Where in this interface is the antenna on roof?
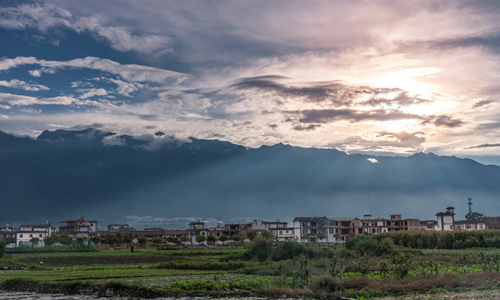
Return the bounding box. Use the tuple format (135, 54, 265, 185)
(468, 197, 473, 213)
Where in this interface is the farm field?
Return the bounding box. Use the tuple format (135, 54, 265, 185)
(2, 232, 500, 299)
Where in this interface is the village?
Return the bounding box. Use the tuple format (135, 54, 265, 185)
(1, 205, 499, 249)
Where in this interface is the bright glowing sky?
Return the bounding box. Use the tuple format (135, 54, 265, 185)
(1, 1, 500, 159)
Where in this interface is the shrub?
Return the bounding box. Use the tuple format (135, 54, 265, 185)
(137, 235, 148, 246)
(245, 230, 258, 241)
(207, 235, 217, 244)
(247, 234, 273, 261)
(104, 234, 118, 246)
(195, 234, 207, 244)
(166, 236, 179, 244)
(0, 239, 7, 258)
(219, 234, 229, 244)
(122, 232, 134, 244)
(346, 236, 393, 256)
(271, 240, 312, 261)
(151, 237, 162, 245)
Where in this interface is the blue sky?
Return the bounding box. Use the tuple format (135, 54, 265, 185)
(1, 0, 500, 164)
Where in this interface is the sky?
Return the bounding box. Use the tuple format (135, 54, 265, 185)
(1, 1, 500, 164)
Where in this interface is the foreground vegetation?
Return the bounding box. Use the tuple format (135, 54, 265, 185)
(2, 231, 500, 299)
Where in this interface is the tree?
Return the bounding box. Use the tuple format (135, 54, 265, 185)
(57, 233, 72, 245)
(115, 232, 123, 244)
(261, 230, 274, 240)
(90, 236, 101, 245)
(247, 234, 273, 261)
(466, 212, 484, 220)
(167, 236, 179, 244)
(104, 234, 118, 246)
(195, 234, 207, 244)
(232, 233, 244, 243)
(318, 233, 327, 241)
(207, 235, 217, 245)
(180, 236, 189, 243)
(0, 240, 6, 258)
(151, 237, 162, 245)
(137, 235, 148, 246)
(57, 233, 71, 241)
(245, 230, 258, 241)
(122, 232, 134, 244)
(218, 234, 229, 245)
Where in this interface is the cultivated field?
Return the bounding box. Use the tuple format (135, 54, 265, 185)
(2, 232, 500, 299)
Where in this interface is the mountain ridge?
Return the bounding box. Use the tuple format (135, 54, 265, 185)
(0, 128, 499, 225)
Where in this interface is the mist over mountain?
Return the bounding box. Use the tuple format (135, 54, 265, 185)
(1, 128, 499, 227)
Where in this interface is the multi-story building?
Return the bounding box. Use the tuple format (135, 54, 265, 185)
(15, 222, 56, 246)
(108, 223, 130, 231)
(59, 217, 98, 239)
(0, 225, 15, 244)
(454, 219, 487, 230)
(420, 220, 437, 231)
(435, 207, 456, 231)
(293, 216, 338, 243)
(188, 219, 209, 244)
(209, 223, 252, 238)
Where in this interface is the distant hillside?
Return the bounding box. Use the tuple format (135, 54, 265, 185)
(0, 128, 499, 226)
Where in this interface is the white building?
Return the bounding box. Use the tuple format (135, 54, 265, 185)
(15, 223, 56, 247)
(435, 207, 456, 231)
(188, 219, 208, 244)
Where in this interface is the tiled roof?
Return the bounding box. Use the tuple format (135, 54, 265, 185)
(484, 217, 500, 229)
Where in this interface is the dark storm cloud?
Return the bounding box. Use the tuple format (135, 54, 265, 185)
(362, 92, 431, 107)
(230, 76, 349, 105)
(422, 115, 465, 128)
(431, 34, 500, 53)
(465, 143, 500, 149)
(293, 124, 321, 131)
(472, 100, 495, 109)
(290, 109, 421, 124)
(229, 76, 427, 108)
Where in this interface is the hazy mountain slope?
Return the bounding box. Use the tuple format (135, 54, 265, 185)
(0, 129, 498, 224)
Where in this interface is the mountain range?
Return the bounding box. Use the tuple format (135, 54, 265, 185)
(1, 128, 499, 228)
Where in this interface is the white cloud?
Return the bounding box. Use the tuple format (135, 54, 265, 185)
(107, 78, 143, 96)
(367, 158, 379, 163)
(102, 135, 126, 147)
(0, 92, 80, 106)
(0, 79, 50, 91)
(28, 68, 56, 77)
(19, 107, 42, 114)
(77, 88, 108, 99)
(0, 56, 188, 83)
(0, 3, 172, 54)
(0, 115, 9, 119)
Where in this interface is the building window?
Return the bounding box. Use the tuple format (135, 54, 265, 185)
(30, 234, 33, 238)
(39, 234, 42, 237)
(329, 228, 334, 234)
(20, 234, 23, 238)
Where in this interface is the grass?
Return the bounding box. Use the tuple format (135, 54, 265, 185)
(3, 244, 500, 299)
(0, 267, 224, 283)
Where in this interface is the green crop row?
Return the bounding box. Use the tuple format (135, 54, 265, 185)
(163, 277, 274, 291)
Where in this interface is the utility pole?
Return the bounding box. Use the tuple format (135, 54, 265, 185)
(468, 197, 473, 213)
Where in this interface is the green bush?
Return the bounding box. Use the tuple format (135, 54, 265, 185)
(151, 237, 162, 245)
(0, 239, 7, 258)
(137, 235, 148, 246)
(346, 236, 393, 256)
(3, 277, 35, 289)
(376, 230, 500, 250)
(271, 240, 312, 261)
(156, 261, 246, 270)
(247, 234, 273, 261)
